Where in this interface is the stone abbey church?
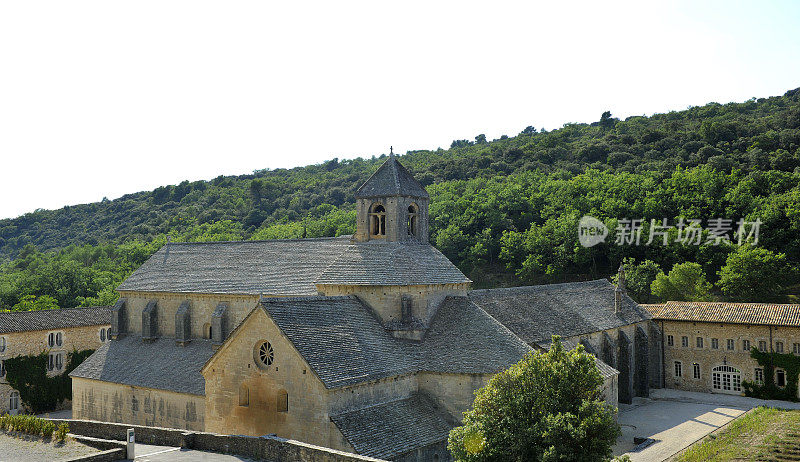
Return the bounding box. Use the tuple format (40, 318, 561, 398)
(71, 155, 660, 461)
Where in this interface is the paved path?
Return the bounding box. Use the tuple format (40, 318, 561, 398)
(615, 389, 800, 462)
(121, 443, 256, 461)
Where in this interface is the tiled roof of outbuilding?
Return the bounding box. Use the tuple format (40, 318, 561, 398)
(643, 301, 800, 327)
(0, 307, 111, 334)
(330, 393, 453, 460)
(355, 155, 429, 199)
(260, 295, 531, 389)
(315, 241, 471, 286)
(469, 279, 650, 345)
(70, 335, 214, 396)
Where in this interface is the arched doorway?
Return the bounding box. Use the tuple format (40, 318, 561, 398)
(712, 365, 742, 394)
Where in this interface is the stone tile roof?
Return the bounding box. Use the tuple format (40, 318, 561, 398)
(70, 335, 214, 396)
(469, 279, 651, 345)
(0, 307, 111, 334)
(330, 394, 453, 460)
(260, 295, 531, 389)
(643, 301, 800, 327)
(315, 241, 471, 286)
(118, 237, 468, 295)
(355, 156, 429, 199)
(117, 237, 351, 295)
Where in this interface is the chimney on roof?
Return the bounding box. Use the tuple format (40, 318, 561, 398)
(614, 264, 627, 313)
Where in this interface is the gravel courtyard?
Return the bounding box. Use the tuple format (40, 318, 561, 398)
(0, 431, 99, 461)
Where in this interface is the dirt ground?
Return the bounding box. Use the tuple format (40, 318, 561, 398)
(0, 431, 99, 461)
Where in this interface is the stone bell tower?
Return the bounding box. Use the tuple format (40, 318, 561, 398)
(353, 149, 430, 243)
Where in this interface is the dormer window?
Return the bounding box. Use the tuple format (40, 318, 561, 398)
(369, 204, 386, 238)
(407, 204, 418, 236)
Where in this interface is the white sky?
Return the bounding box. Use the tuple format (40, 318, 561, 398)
(1, 1, 799, 220)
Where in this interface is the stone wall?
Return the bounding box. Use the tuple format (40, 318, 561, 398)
(72, 377, 205, 431)
(117, 291, 258, 340)
(417, 372, 489, 421)
(569, 320, 657, 405)
(48, 419, 384, 462)
(0, 324, 110, 414)
(318, 283, 469, 328)
(658, 319, 800, 396)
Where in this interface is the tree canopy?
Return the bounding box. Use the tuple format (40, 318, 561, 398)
(447, 337, 620, 462)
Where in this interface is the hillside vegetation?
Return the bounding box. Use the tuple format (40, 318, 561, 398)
(2, 88, 800, 309)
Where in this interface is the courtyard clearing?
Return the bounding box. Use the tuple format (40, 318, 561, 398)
(615, 389, 800, 461)
(0, 431, 99, 461)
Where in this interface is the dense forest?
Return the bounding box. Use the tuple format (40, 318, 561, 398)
(2, 88, 800, 310)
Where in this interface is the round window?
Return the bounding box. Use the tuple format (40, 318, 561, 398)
(256, 341, 274, 368)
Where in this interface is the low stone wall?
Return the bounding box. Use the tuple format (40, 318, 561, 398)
(48, 419, 384, 462)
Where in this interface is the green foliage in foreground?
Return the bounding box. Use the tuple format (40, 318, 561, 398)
(448, 337, 619, 462)
(0, 414, 68, 442)
(675, 407, 800, 461)
(3, 349, 95, 414)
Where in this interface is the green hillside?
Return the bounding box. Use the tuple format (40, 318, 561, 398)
(1, 88, 800, 310)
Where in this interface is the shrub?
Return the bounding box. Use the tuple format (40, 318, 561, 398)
(0, 414, 63, 439)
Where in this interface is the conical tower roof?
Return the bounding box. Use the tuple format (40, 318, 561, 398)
(355, 154, 429, 199)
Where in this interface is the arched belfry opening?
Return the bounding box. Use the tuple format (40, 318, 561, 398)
(369, 204, 386, 238)
(407, 204, 418, 237)
(354, 152, 430, 243)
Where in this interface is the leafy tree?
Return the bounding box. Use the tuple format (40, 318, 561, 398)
(612, 258, 661, 303)
(448, 337, 619, 462)
(651, 262, 712, 302)
(717, 246, 795, 301)
(9, 294, 59, 312)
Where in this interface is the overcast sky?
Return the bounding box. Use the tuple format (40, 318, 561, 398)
(1, 1, 799, 220)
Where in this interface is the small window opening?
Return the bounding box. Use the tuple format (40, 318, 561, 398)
(0, 336, 5, 352)
(277, 389, 288, 412)
(203, 323, 212, 340)
(693, 363, 700, 379)
(56, 332, 63, 347)
(239, 384, 250, 407)
(9, 391, 19, 411)
(777, 369, 787, 387)
(100, 329, 106, 342)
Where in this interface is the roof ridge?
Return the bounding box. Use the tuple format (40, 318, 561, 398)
(259, 295, 356, 303)
(470, 278, 608, 294)
(159, 235, 352, 246)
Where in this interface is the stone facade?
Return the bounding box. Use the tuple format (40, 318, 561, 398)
(1, 323, 111, 414)
(72, 377, 204, 431)
(656, 319, 800, 395)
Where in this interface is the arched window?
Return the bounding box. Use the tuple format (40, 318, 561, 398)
(239, 384, 249, 407)
(277, 389, 288, 413)
(100, 329, 106, 342)
(407, 204, 418, 236)
(712, 365, 742, 393)
(369, 204, 386, 237)
(203, 323, 212, 340)
(0, 336, 6, 352)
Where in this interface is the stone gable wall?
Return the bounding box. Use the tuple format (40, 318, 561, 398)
(71, 377, 205, 431)
(0, 324, 110, 414)
(202, 308, 352, 453)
